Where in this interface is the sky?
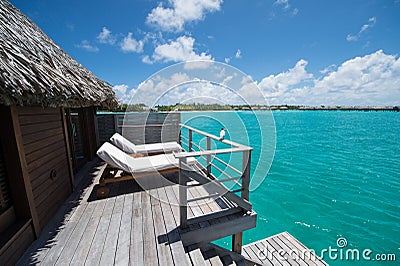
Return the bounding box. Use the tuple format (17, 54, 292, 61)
(9, 0, 400, 106)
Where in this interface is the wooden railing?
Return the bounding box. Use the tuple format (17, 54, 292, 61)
(176, 124, 253, 229)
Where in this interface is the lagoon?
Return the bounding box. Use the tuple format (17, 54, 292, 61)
(182, 111, 400, 265)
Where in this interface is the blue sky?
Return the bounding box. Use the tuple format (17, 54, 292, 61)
(9, 0, 400, 106)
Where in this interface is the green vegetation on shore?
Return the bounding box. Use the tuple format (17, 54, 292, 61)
(113, 103, 399, 112)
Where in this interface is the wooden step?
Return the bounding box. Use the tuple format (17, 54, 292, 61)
(201, 243, 248, 266)
(179, 210, 257, 246)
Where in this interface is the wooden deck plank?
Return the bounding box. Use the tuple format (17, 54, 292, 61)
(189, 186, 213, 215)
(243, 244, 268, 266)
(130, 191, 144, 266)
(114, 193, 134, 266)
(187, 244, 208, 266)
(208, 254, 224, 266)
(281, 232, 327, 266)
(187, 187, 211, 229)
(273, 235, 309, 266)
(69, 216, 102, 266)
(167, 184, 195, 219)
(268, 237, 301, 266)
(84, 197, 116, 265)
(186, 187, 213, 230)
(151, 195, 175, 266)
(54, 202, 98, 265)
(187, 186, 204, 218)
(195, 185, 223, 212)
(99, 195, 125, 266)
(199, 245, 221, 265)
(241, 232, 329, 266)
(102, 193, 118, 217)
(158, 186, 193, 266)
(142, 191, 159, 265)
(171, 183, 198, 219)
(256, 240, 286, 266)
(163, 185, 179, 216)
(40, 203, 89, 265)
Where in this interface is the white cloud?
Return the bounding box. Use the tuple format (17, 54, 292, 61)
(274, 0, 289, 9)
(97, 27, 116, 45)
(144, 36, 213, 63)
(259, 50, 400, 106)
(346, 35, 358, 42)
(347, 17, 376, 42)
(235, 49, 242, 59)
(141, 55, 153, 64)
(127, 69, 250, 106)
(146, 0, 223, 32)
(237, 76, 266, 105)
(75, 40, 99, 52)
(113, 84, 128, 95)
(133, 73, 192, 105)
(320, 64, 337, 74)
(113, 84, 133, 103)
(120, 33, 144, 53)
(116, 51, 400, 106)
(259, 59, 313, 101)
(224, 57, 231, 64)
(311, 50, 400, 105)
(272, 0, 298, 17)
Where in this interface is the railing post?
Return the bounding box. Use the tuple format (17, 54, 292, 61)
(188, 129, 192, 152)
(232, 233, 243, 253)
(179, 157, 188, 229)
(206, 136, 211, 177)
(232, 149, 251, 254)
(241, 150, 251, 201)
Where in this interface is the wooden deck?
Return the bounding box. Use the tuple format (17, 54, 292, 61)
(242, 232, 328, 266)
(16, 159, 327, 266)
(17, 160, 253, 265)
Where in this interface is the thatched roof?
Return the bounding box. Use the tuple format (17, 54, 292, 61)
(0, 0, 118, 109)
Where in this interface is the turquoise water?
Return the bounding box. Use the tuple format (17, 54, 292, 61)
(181, 111, 400, 265)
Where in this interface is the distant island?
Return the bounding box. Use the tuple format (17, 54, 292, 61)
(116, 103, 400, 112)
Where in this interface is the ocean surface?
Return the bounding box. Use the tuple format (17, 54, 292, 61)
(181, 111, 400, 265)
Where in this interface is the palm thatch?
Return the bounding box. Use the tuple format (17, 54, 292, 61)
(0, 0, 118, 109)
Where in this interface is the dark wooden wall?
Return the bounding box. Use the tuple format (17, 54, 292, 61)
(0, 221, 34, 264)
(0, 105, 99, 265)
(96, 114, 116, 146)
(0, 105, 39, 265)
(96, 112, 181, 146)
(18, 106, 72, 229)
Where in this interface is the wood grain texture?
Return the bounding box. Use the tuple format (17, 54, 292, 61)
(18, 106, 71, 230)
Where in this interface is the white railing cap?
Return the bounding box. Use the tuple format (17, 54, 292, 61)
(174, 146, 252, 158)
(180, 123, 253, 150)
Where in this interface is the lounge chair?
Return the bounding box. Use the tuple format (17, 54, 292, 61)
(110, 132, 182, 155)
(96, 142, 195, 197)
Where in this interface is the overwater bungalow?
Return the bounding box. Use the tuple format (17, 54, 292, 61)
(0, 0, 117, 263)
(1, 1, 327, 265)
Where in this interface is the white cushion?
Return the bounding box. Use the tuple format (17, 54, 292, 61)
(110, 133, 182, 154)
(110, 133, 137, 154)
(97, 142, 195, 174)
